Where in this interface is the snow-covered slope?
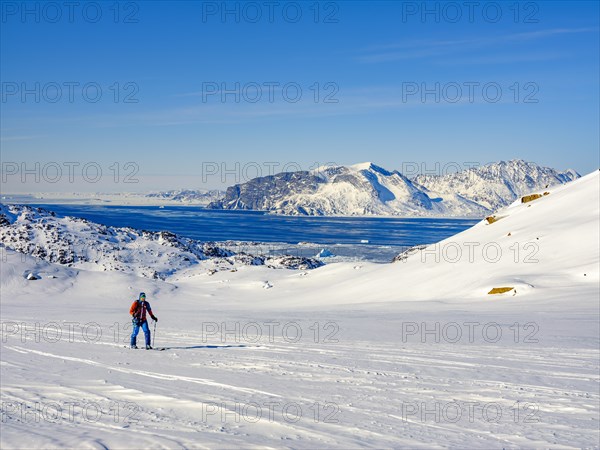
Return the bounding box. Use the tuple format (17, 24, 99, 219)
(208, 160, 578, 217)
(0, 204, 322, 279)
(1, 172, 598, 449)
(413, 159, 579, 211)
(271, 169, 598, 306)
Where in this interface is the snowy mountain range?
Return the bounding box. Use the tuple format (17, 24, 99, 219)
(208, 160, 579, 217)
(413, 160, 580, 211)
(0, 204, 322, 280)
(3, 189, 225, 206)
(144, 189, 224, 204)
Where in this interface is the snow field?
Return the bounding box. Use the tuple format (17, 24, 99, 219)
(1, 171, 598, 448)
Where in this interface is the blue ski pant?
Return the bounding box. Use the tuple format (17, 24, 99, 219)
(131, 320, 150, 346)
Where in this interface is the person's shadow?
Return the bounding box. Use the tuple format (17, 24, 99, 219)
(160, 344, 250, 350)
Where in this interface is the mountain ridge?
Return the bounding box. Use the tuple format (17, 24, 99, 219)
(208, 159, 579, 217)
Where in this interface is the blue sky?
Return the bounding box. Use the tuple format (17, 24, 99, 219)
(1, 1, 599, 192)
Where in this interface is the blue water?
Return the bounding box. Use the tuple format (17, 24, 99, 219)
(29, 204, 479, 262)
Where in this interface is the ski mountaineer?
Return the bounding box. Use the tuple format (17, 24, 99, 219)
(129, 292, 158, 349)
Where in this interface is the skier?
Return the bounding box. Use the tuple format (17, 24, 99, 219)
(130, 292, 158, 349)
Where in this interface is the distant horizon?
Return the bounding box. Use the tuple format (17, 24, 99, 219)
(0, 157, 587, 195)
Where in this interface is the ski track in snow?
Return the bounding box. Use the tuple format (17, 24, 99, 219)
(2, 321, 598, 449)
(1, 171, 599, 448)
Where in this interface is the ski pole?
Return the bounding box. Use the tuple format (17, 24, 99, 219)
(153, 320, 156, 347)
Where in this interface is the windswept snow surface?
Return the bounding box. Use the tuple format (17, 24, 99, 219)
(1, 171, 598, 448)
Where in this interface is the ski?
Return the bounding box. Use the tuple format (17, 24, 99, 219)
(124, 346, 166, 350)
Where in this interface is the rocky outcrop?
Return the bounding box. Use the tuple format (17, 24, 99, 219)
(0, 204, 323, 280)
